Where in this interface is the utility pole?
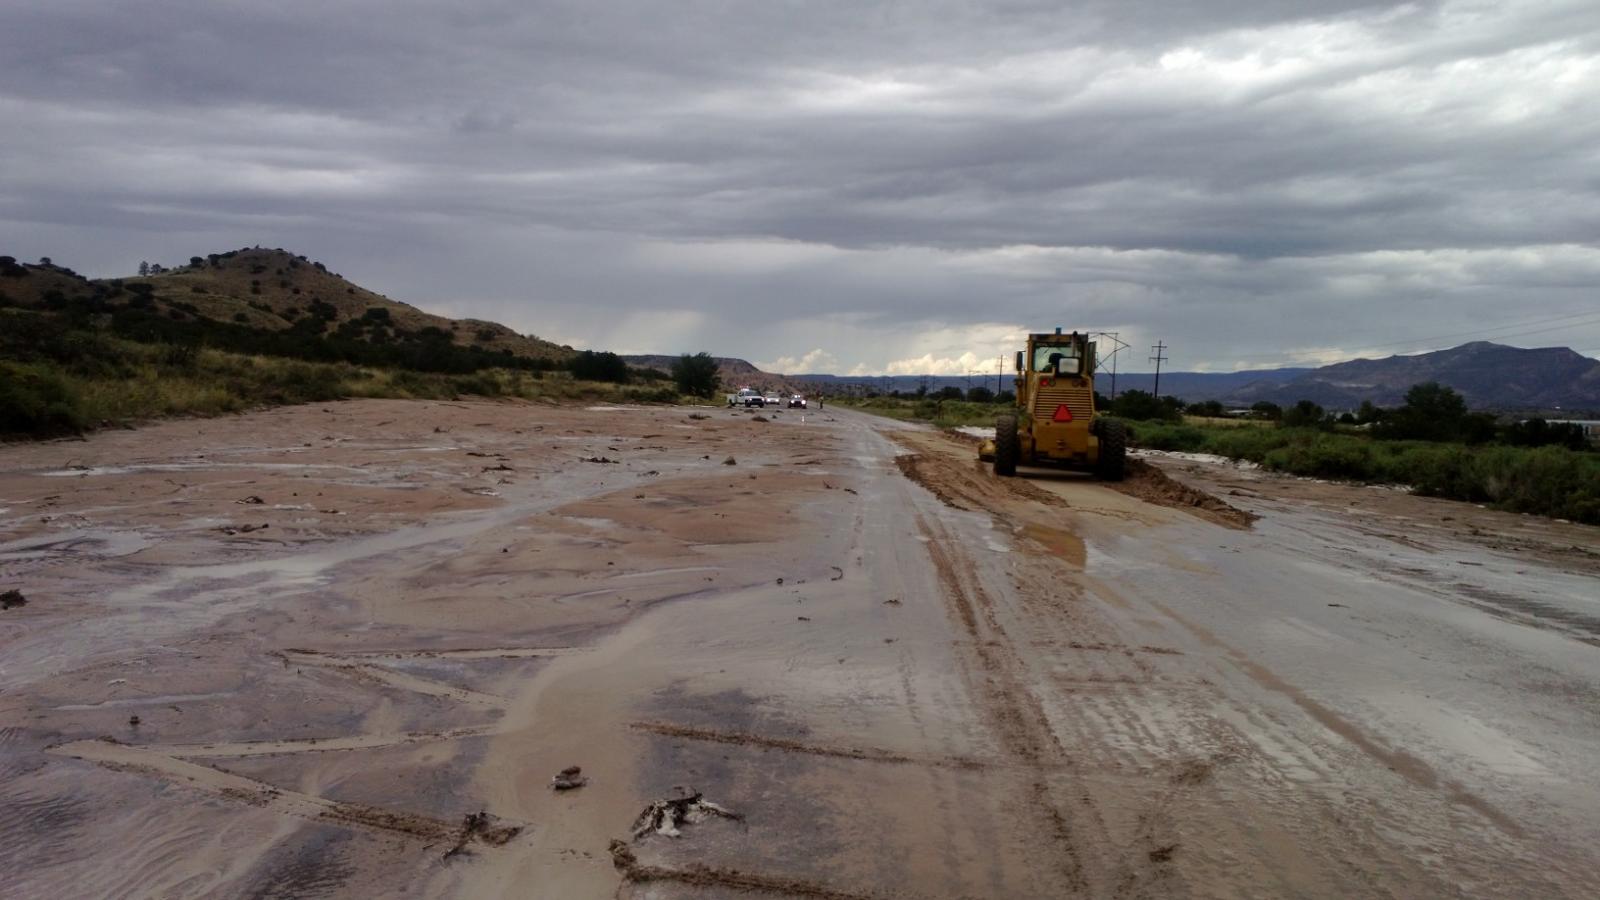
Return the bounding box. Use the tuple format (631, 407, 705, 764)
(1091, 332, 1128, 399)
(1150, 341, 1168, 398)
(996, 356, 1004, 395)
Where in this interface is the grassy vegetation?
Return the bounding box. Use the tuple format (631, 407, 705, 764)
(1122, 419, 1600, 525)
(0, 312, 682, 439)
(835, 396, 1006, 428)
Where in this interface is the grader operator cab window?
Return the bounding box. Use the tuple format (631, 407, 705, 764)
(1033, 345, 1082, 375)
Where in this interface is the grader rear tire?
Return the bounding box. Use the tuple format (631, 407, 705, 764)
(994, 415, 1019, 477)
(1095, 418, 1127, 481)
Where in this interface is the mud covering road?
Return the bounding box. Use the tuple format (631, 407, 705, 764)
(2, 400, 1598, 898)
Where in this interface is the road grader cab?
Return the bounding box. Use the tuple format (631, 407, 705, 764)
(979, 329, 1127, 480)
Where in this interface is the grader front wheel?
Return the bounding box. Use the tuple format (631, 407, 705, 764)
(993, 415, 1019, 477)
(1095, 418, 1127, 481)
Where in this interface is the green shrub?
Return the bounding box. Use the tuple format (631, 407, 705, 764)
(0, 363, 84, 436)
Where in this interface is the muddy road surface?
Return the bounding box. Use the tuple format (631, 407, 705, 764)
(2, 400, 1597, 898)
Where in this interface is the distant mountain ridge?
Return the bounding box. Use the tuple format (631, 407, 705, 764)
(766, 342, 1600, 412)
(1219, 342, 1600, 411)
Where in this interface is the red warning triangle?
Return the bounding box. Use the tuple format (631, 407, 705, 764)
(1052, 404, 1073, 422)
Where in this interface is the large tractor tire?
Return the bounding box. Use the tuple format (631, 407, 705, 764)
(993, 414, 1020, 477)
(1095, 418, 1127, 481)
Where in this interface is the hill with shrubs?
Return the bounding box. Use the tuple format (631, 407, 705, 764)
(0, 249, 684, 438)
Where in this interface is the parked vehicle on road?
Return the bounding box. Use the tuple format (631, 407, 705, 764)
(727, 388, 765, 407)
(788, 395, 807, 408)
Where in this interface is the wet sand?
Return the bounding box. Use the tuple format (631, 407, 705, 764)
(2, 401, 1598, 898)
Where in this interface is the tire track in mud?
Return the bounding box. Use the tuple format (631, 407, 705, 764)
(275, 649, 511, 709)
(611, 843, 887, 899)
(915, 510, 1103, 895)
(891, 428, 1239, 896)
(629, 721, 997, 771)
(46, 739, 519, 846)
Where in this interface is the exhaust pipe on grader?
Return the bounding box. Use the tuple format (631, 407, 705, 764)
(978, 329, 1127, 481)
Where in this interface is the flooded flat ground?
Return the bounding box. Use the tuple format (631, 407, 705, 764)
(2, 401, 1598, 898)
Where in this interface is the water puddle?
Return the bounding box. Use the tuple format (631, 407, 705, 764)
(1021, 522, 1086, 569)
(0, 529, 155, 561)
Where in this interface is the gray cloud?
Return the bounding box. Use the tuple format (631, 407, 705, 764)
(3, 0, 1599, 374)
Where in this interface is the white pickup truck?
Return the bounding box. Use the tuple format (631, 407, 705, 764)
(726, 388, 766, 408)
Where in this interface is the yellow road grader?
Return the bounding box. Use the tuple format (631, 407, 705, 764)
(979, 329, 1127, 480)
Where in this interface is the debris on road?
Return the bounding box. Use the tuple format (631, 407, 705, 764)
(723, 456, 737, 465)
(443, 810, 522, 858)
(551, 766, 588, 791)
(584, 456, 620, 464)
(1, 590, 26, 610)
(219, 523, 270, 535)
(830, 566, 844, 581)
(630, 791, 742, 839)
(237, 495, 264, 505)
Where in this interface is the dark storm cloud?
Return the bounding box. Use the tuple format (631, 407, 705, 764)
(3, 0, 1599, 372)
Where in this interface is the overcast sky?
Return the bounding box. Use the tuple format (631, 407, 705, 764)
(3, 1, 1598, 375)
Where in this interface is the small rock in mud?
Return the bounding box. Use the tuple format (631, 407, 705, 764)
(797, 616, 811, 621)
(883, 598, 902, 606)
(128, 715, 140, 727)
(751, 416, 769, 423)
(723, 456, 737, 466)
(551, 766, 588, 791)
(608, 839, 637, 870)
(237, 495, 265, 505)
(1, 590, 26, 610)
(583, 456, 620, 464)
(830, 566, 844, 581)
(688, 413, 709, 420)
(1149, 844, 1178, 863)
(630, 791, 741, 839)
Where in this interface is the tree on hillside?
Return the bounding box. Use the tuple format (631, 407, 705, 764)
(671, 352, 719, 398)
(138, 261, 150, 276)
(935, 385, 963, 401)
(1186, 399, 1226, 418)
(966, 386, 994, 403)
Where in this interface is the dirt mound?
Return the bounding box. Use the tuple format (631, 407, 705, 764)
(1114, 459, 1257, 530)
(893, 449, 1068, 512)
